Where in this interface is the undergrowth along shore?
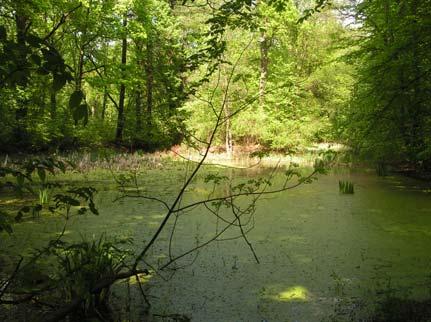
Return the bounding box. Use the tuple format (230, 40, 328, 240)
(1, 142, 429, 182)
(1, 142, 346, 171)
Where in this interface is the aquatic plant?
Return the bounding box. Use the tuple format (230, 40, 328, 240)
(38, 188, 50, 206)
(339, 180, 354, 194)
(53, 235, 134, 316)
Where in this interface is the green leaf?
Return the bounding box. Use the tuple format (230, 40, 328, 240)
(30, 54, 42, 66)
(78, 207, 88, 215)
(57, 161, 66, 173)
(73, 104, 88, 123)
(69, 90, 84, 109)
(53, 73, 67, 92)
(26, 34, 42, 47)
(42, 48, 62, 65)
(89, 201, 99, 215)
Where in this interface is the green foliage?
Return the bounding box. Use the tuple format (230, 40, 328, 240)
(0, 155, 116, 319)
(0, 29, 72, 89)
(0, 156, 99, 229)
(342, 0, 431, 169)
(0, 210, 13, 234)
(53, 235, 133, 306)
(184, 3, 353, 152)
(339, 180, 354, 194)
(0, 0, 356, 154)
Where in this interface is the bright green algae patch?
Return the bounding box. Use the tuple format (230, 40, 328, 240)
(1, 165, 431, 321)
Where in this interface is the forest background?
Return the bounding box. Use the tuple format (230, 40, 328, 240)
(0, 0, 430, 168)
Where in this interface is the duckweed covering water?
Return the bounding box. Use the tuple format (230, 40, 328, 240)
(1, 164, 431, 321)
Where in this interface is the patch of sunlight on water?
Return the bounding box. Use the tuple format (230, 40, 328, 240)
(55, 230, 71, 235)
(151, 214, 166, 219)
(276, 286, 310, 302)
(127, 273, 153, 286)
(0, 198, 27, 205)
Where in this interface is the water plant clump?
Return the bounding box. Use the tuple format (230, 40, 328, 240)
(38, 187, 50, 205)
(53, 235, 136, 319)
(339, 180, 354, 194)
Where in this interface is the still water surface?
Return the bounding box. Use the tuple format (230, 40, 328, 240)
(2, 165, 431, 321)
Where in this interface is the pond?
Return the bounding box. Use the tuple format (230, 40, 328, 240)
(1, 162, 431, 321)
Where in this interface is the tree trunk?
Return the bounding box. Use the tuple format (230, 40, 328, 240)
(134, 41, 144, 133)
(15, 10, 28, 45)
(223, 69, 233, 157)
(135, 90, 143, 132)
(224, 106, 233, 157)
(14, 9, 29, 143)
(145, 36, 153, 127)
(101, 88, 107, 120)
(50, 91, 57, 118)
(259, 29, 269, 107)
(410, 0, 422, 154)
(75, 6, 91, 92)
(76, 47, 85, 91)
(115, 14, 128, 142)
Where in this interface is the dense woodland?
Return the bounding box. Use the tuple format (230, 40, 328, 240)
(0, 0, 429, 169)
(1, 0, 431, 321)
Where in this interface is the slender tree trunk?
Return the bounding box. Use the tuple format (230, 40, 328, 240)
(223, 69, 233, 157)
(410, 0, 422, 153)
(115, 14, 128, 142)
(14, 10, 29, 143)
(50, 91, 57, 118)
(15, 15, 27, 44)
(100, 41, 109, 121)
(75, 6, 90, 92)
(76, 48, 85, 91)
(135, 90, 143, 132)
(134, 41, 144, 133)
(383, 0, 392, 45)
(145, 36, 153, 127)
(224, 105, 233, 157)
(259, 29, 269, 107)
(101, 88, 107, 120)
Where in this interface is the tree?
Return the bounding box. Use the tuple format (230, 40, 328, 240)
(343, 0, 431, 169)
